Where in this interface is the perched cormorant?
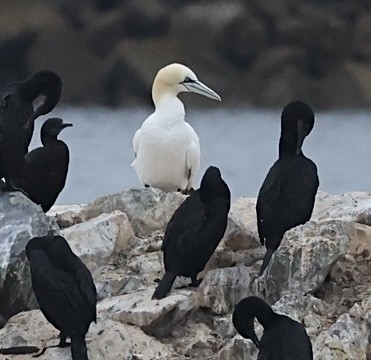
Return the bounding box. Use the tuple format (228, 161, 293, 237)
(0, 70, 62, 191)
(233, 296, 313, 359)
(26, 234, 97, 360)
(256, 101, 319, 275)
(21, 118, 72, 212)
(152, 166, 230, 300)
(132, 63, 221, 193)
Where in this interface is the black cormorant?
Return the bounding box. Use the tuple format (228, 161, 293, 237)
(26, 234, 96, 360)
(152, 166, 231, 300)
(0, 70, 62, 191)
(256, 101, 319, 275)
(21, 118, 72, 212)
(233, 296, 313, 360)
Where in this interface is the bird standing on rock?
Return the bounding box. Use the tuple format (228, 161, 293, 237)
(152, 166, 230, 300)
(26, 234, 97, 360)
(233, 296, 313, 359)
(20, 117, 72, 212)
(256, 101, 319, 275)
(0, 71, 62, 192)
(132, 63, 221, 194)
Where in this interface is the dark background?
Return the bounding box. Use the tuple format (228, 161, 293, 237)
(1, 0, 371, 109)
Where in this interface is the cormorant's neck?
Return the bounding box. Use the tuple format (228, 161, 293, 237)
(255, 308, 276, 329)
(41, 133, 58, 147)
(278, 132, 302, 157)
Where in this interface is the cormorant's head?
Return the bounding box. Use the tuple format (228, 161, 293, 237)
(281, 101, 315, 155)
(233, 296, 276, 348)
(25, 233, 55, 259)
(41, 117, 73, 140)
(200, 166, 231, 203)
(20, 70, 62, 120)
(152, 63, 221, 106)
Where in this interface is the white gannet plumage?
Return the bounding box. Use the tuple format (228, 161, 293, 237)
(132, 63, 221, 192)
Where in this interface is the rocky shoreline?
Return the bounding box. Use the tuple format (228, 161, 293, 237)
(0, 188, 370, 359)
(1, 0, 371, 109)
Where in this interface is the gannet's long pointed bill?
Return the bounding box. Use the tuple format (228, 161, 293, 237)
(182, 79, 221, 101)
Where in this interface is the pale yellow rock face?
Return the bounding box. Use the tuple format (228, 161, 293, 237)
(0, 310, 174, 360)
(61, 210, 134, 272)
(1, 189, 371, 359)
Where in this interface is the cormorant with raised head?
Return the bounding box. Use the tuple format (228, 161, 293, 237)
(152, 166, 230, 300)
(26, 234, 96, 360)
(132, 63, 221, 194)
(0, 70, 62, 191)
(256, 101, 319, 275)
(21, 118, 72, 212)
(233, 296, 313, 359)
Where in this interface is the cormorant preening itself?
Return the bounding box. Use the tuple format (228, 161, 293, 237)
(233, 296, 313, 360)
(152, 166, 230, 300)
(21, 118, 72, 212)
(132, 63, 221, 193)
(0, 71, 62, 191)
(256, 101, 319, 275)
(26, 234, 97, 360)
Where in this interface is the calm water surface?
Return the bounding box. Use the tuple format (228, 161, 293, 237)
(30, 106, 371, 205)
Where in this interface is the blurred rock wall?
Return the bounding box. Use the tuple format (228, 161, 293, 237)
(1, 0, 371, 109)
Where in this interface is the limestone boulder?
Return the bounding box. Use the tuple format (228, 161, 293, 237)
(259, 220, 352, 303)
(98, 288, 199, 337)
(80, 188, 185, 237)
(61, 210, 135, 272)
(95, 264, 142, 300)
(0, 192, 58, 326)
(313, 301, 371, 360)
(48, 204, 87, 228)
(0, 310, 174, 359)
(272, 293, 335, 338)
(215, 335, 258, 360)
(223, 197, 259, 251)
(199, 266, 252, 315)
(312, 191, 371, 223)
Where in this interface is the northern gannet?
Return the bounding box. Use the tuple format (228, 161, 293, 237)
(132, 63, 221, 193)
(256, 101, 319, 275)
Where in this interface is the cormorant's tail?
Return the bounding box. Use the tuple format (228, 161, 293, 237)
(71, 337, 88, 360)
(259, 249, 275, 276)
(152, 272, 176, 300)
(0, 346, 40, 355)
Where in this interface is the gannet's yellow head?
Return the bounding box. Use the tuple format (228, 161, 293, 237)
(152, 63, 221, 105)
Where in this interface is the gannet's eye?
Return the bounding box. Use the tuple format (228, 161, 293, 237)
(182, 77, 195, 84)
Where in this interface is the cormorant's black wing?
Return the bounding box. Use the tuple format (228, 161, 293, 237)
(162, 190, 205, 252)
(72, 256, 97, 322)
(256, 156, 319, 247)
(258, 316, 312, 360)
(30, 251, 94, 333)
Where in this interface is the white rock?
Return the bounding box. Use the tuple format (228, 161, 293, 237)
(47, 204, 87, 228)
(215, 335, 258, 360)
(0, 310, 174, 360)
(80, 188, 185, 236)
(98, 288, 199, 336)
(61, 210, 134, 271)
(200, 266, 252, 315)
(223, 197, 259, 251)
(260, 220, 353, 303)
(312, 191, 371, 222)
(0, 192, 58, 326)
(313, 303, 370, 360)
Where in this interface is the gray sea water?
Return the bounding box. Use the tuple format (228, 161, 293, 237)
(30, 106, 371, 205)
